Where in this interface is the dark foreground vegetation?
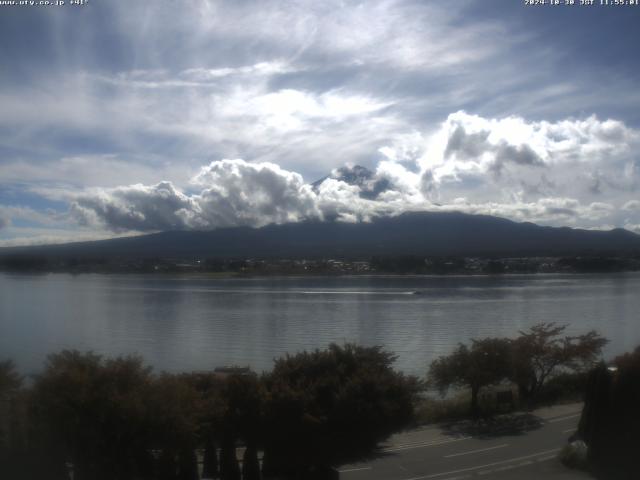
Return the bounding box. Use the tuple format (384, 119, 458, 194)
(0, 344, 421, 480)
(0, 325, 636, 479)
(574, 346, 640, 479)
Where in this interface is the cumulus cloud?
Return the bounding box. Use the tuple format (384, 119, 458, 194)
(70, 161, 321, 232)
(70, 159, 422, 232)
(403, 113, 639, 213)
(190, 160, 320, 228)
(64, 112, 640, 235)
(72, 182, 196, 232)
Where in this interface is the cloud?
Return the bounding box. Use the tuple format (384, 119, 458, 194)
(11, 111, 640, 238)
(71, 161, 321, 232)
(0, 230, 139, 248)
(622, 200, 640, 212)
(0, 155, 195, 190)
(0, 205, 61, 227)
(3, 1, 640, 246)
(71, 182, 196, 233)
(190, 160, 321, 228)
(0, 205, 98, 246)
(444, 126, 491, 160)
(440, 197, 615, 226)
(624, 223, 640, 234)
(70, 158, 425, 232)
(407, 112, 638, 206)
(3, 0, 640, 200)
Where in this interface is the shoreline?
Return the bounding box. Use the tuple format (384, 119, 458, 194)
(1, 269, 639, 277)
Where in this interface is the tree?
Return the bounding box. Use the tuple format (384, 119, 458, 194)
(510, 323, 608, 404)
(262, 343, 422, 478)
(0, 360, 22, 396)
(0, 360, 25, 480)
(428, 338, 511, 416)
(612, 345, 640, 370)
(219, 433, 241, 480)
(218, 374, 262, 480)
(147, 373, 203, 480)
(578, 345, 640, 478)
(30, 351, 155, 480)
(181, 372, 224, 480)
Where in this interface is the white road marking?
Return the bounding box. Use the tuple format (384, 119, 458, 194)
(477, 454, 557, 476)
(339, 466, 372, 473)
(386, 437, 467, 449)
(444, 443, 509, 458)
(536, 454, 559, 462)
(401, 448, 561, 480)
(547, 413, 580, 423)
(383, 436, 471, 452)
(562, 428, 576, 433)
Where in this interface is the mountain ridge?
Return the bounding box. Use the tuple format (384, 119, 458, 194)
(1, 211, 639, 260)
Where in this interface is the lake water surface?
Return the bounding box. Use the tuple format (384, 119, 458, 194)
(1, 272, 639, 376)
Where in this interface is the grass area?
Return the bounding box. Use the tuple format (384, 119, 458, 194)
(414, 373, 588, 425)
(414, 388, 516, 424)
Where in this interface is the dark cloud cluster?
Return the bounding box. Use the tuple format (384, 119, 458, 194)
(71, 182, 195, 232)
(444, 126, 491, 160)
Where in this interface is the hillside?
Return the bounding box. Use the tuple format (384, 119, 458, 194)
(2, 211, 640, 260)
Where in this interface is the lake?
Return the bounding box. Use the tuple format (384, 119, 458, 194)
(1, 272, 639, 376)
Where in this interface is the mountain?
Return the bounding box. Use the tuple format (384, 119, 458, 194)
(2, 211, 640, 260)
(311, 164, 392, 200)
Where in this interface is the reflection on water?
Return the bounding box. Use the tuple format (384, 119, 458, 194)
(1, 273, 639, 376)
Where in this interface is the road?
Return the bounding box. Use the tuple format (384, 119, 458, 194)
(338, 403, 590, 480)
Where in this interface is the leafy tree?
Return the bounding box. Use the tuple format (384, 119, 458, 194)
(0, 360, 26, 480)
(613, 345, 640, 370)
(428, 338, 511, 416)
(262, 343, 422, 478)
(147, 373, 202, 480)
(510, 323, 607, 404)
(0, 360, 22, 395)
(219, 433, 241, 480)
(181, 372, 224, 480)
(216, 374, 262, 480)
(0, 360, 22, 448)
(30, 351, 154, 480)
(578, 346, 640, 479)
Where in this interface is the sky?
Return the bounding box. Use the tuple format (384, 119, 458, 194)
(1, 0, 640, 246)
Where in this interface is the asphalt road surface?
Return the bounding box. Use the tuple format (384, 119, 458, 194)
(338, 403, 589, 480)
